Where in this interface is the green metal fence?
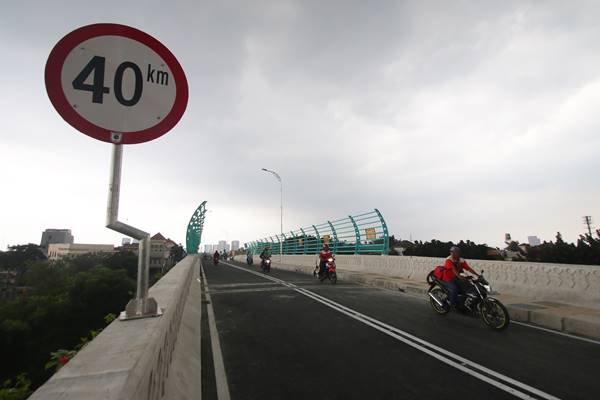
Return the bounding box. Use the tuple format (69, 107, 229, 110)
(245, 209, 389, 256)
(186, 201, 207, 254)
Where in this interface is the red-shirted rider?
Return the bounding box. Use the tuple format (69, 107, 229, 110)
(318, 244, 333, 279)
(441, 246, 480, 307)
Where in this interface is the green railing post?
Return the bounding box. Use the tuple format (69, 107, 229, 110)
(313, 225, 321, 252)
(281, 233, 287, 254)
(374, 208, 389, 255)
(348, 215, 361, 254)
(290, 231, 296, 254)
(300, 228, 307, 254)
(327, 220, 338, 254)
(269, 236, 276, 254)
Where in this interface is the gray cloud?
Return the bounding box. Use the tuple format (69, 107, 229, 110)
(1, 0, 599, 250)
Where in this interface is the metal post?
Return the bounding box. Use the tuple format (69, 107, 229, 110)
(106, 144, 161, 320)
(348, 215, 361, 254)
(280, 178, 283, 262)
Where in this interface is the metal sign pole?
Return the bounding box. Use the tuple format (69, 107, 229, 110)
(106, 143, 161, 320)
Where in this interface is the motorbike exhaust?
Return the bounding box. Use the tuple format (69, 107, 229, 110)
(428, 292, 445, 307)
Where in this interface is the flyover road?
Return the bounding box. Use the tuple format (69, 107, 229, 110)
(199, 259, 600, 400)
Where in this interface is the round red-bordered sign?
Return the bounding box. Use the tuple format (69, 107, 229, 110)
(45, 23, 188, 144)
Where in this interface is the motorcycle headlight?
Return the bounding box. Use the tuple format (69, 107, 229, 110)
(266, 259, 271, 264)
(328, 258, 334, 262)
(483, 284, 491, 292)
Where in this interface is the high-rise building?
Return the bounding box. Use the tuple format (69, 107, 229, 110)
(218, 240, 227, 252)
(527, 236, 541, 247)
(204, 244, 213, 253)
(40, 229, 74, 252)
(231, 240, 240, 251)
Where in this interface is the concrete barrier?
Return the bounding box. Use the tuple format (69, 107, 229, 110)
(238, 254, 600, 307)
(30, 255, 201, 400)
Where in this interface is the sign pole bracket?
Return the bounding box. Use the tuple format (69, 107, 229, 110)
(107, 141, 162, 320)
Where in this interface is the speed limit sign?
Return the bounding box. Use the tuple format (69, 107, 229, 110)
(45, 23, 188, 144)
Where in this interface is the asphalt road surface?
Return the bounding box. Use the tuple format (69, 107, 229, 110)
(199, 259, 600, 400)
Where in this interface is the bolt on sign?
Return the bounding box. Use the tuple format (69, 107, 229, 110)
(365, 228, 376, 241)
(45, 23, 188, 144)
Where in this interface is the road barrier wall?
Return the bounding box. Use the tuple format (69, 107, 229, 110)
(30, 255, 201, 400)
(238, 254, 600, 306)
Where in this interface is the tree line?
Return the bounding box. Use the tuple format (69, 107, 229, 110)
(389, 230, 600, 266)
(0, 244, 183, 398)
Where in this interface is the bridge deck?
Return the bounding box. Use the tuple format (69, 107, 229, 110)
(200, 259, 600, 400)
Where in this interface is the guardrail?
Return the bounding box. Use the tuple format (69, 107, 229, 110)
(245, 209, 389, 255)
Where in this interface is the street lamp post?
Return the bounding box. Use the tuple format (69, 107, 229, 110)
(261, 168, 283, 262)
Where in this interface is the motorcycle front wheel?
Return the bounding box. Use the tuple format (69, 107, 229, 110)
(481, 298, 510, 330)
(429, 287, 450, 315)
(330, 272, 337, 285)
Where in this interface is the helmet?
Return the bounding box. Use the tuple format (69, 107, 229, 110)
(450, 246, 461, 254)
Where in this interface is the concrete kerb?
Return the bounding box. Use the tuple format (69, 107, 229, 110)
(234, 255, 600, 341)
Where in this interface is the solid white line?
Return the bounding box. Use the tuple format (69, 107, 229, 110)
(222, 261, 560, 400)
(200, 262, 231, 400)
(512, 321, 600, 346)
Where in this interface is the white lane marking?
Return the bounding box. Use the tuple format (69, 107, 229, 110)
(200, 262, 231, 400)
(223, 262, 560, 400)
(512, 321, 600, 346)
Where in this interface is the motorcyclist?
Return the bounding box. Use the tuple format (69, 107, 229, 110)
(213, 250, 220, 263)
(318, 244, 333, 279)
(259, 246, 272, 268)
(441, 246, 480, 307)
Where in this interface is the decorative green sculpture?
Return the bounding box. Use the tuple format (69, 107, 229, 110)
(186, 201, 207, 254)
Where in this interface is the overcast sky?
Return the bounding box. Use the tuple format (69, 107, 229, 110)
(1, 0, 599, 251)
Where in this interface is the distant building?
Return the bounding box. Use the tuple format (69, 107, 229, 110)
(47, 243, 114, 260)
(122, 237, 131, 245)
(149, 233, 178, 271)
(40, 229, 74, 252)
(204, 244, 213, 253)
(231, 240, 240, 251)
(218, 240, 227, 252)
(527, 236, 541, 247)
(120, 242, 139, 253)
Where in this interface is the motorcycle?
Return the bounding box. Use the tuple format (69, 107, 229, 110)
(247, 254, 254, 265)
(213, 256, 219, 266)
(261, 257, 271, 273)
(426, 269, 510, 330)
(316, 256, 337, 284)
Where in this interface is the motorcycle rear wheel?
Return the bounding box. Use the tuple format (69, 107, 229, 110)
(429, 287, 450, 315)
(481, 298, 510, 330)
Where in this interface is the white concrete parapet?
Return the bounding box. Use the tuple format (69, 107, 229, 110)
(241, 254, 600, 306)
(29, 255, 201, 400)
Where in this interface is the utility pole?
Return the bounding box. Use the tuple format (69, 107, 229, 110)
(262, 168, 283, 262)
(583, 216, 593, 237)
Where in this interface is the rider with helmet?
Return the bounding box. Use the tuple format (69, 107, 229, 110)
(318, 244, 333, 279)
(441, 246, 480, 307)
(259, 245, 272, 268)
